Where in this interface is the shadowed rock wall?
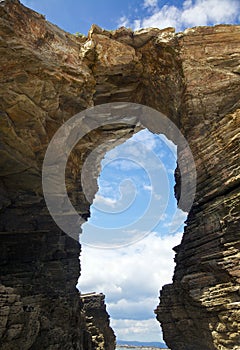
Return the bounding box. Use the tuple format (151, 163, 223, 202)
(81, 293, 116, 350)
(0, 1, 239, 349)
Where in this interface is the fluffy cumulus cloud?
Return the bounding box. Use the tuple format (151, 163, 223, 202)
(77, 231, 182, 341)
(118, 0, 240, 31)
(94, 194, 117, 208)
(111, 318, 162, 342)
(181, 0, 240, 27)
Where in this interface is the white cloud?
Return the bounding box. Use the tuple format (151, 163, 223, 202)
(133, 19, 141, 30)
(77, 231, 182, 340)
(118, 15, 129, 27)
(78, 232, 182, 300)
(131, 129, 158, 152)
(102, 130, 172, 177)
(143, 0, 158, 9)
(141, 4, 181, 29)
(92, 179, 137, 215)
(143, 184, 152, 191)
(96, 179, 116, 198)
(104, 130, 159, 165)
(183, 0, 193, 9)
(181, 0, 239, 27)
(108, 297, 159, 320)
(119, 0, 240, 32)
(111, 318, 163, 342)
(108, 159, 141, 171)
(94, 194, 117, 207)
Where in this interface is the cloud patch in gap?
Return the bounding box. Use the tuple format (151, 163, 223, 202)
(108, 297, 160, 320)
(118, 0, 240, 31)
(78, 231, 182, 340)
(78, 231, 182, 317)
(94, 194, 118, 207)
(111, 318, 163, 342)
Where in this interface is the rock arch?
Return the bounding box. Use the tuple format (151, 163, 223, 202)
(0, 1, 239, 349)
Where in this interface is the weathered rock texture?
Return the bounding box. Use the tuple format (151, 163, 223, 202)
(81, 293, 115, 350)
(0, 1, 239, 350)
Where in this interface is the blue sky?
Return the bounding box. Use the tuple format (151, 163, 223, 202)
(78, 130, 186, 342)
(22, 0, 240, 35)
(81, 130, 183, 249)
(21, 0, 240, 343)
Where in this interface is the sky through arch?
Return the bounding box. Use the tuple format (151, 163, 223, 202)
(78, 129, 188, 342)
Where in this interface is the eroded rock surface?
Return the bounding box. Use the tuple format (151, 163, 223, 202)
(81, 293, 116, 350)
(0, 1, 239, 350)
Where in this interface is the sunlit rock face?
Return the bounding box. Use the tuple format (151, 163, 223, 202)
(0, 1, 239, 349)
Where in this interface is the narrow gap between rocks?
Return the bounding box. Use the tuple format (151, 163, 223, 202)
(77, 128, 188, 346)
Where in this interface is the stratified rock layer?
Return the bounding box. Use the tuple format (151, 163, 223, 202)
(0, 1, 239, 350)
(81, 293, 116, 350)
(155, 28, 240, 350)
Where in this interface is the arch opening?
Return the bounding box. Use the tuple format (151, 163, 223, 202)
(42, 101, 196, 349)
(77, 128, 188, 346)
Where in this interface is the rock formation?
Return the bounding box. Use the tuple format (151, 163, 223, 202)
(0, 1, 239, 349)
(81, 293, 115, 350)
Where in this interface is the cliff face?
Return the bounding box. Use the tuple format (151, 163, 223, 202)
(155, 27, 240, 350)
(0, 1, 116, 349)
(0, 1, 239, 350)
